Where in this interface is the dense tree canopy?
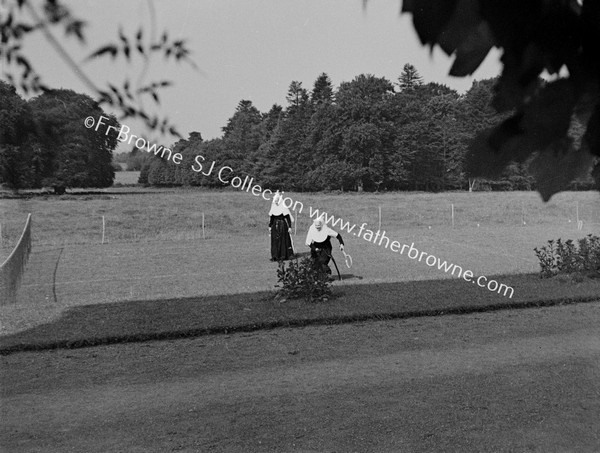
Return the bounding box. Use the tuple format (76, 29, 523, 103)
(138, 69, 594, 193)
(0, 82, 119, 193)
(0, 82, 37, 191)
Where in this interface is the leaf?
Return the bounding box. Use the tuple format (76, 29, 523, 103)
(118, 27, 127, 45)
(123, 79, 134, 100)
(582, 105, 600, 158)
(15, 55, 31, 71)
(464, 129, 513, 178)
(520, 79, 576, 145)
(85, 44, 118, 61)
(528, 137, 595, 201)
(492, 58, 542, 112)
(592, 163, 600, 190)
(65, 20, 86, 43)
(97, 90, 113, 105)
(401, 0, 458, 47)
(107, 84, 123, 105)
(449, 22, 495, 76)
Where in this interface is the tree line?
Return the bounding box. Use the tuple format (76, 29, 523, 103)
(0, 81, 119, 194)
(135, 65, 593, 192)
(2, 65, 594, 194)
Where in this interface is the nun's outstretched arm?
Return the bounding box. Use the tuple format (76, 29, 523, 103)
(336, 233, 345, 250)
(305, 231, 312, 247)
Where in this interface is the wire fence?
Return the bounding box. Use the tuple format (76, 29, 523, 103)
(1, 198, 598, 250)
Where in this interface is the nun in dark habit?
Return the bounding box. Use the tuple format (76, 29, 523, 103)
(268, 191, 295, 261)
(305, 215, 345, 275)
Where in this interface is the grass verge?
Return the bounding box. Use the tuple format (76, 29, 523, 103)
(1, 273, 599, 355)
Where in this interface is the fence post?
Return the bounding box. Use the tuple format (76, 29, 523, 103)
(451, 204, 454, 228)
(101, 216, 106, 244)
(378, 206, 382, 231)
(202, 212, 205, 240)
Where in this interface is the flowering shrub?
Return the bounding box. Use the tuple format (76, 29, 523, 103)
(534, 235, 600, 278)
(276, 256, 332, 302)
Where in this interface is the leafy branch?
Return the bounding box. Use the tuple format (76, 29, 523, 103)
(0, 0, 197, 139)
(401, 0, 600, 200)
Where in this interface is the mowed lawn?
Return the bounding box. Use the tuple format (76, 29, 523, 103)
(2, 303, 600, 452)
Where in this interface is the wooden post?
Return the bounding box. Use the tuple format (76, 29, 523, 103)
(378, 206, 382, 231)
(101, 216, 105, 244)
(451, 204, 454, 228)
(202, 212, 205, 240)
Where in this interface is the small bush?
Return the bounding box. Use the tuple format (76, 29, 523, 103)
(276, 256, 332, 302)
(534, 235, 600, 278)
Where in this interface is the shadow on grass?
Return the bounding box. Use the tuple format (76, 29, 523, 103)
(1, 273, 599, 355)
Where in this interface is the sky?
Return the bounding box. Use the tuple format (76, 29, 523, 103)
(18, 0, 503, 147)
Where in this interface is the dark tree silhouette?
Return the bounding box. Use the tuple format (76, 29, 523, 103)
(402, 0, 600, 200)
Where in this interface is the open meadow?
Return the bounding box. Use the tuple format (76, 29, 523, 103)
(1, 182, 599, 332)
(1, 185, 599, 306)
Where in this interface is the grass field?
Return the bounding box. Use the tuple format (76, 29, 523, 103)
(2, 182, 599, 247)
(1, 186, 598, 307)
(0, 185, 597, 337)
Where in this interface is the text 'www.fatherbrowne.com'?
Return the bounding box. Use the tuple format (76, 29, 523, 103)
(307, 207, 515, 299)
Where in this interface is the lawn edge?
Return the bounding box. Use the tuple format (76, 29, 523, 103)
(1, 294, 598, 355)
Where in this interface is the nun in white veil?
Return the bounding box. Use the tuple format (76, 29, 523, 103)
(268, 191, 295, 261)
(305, 215, 345, 275)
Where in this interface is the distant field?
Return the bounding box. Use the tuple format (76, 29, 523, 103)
(113, 171, 141, 186)
(2, 189, 599, 248)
